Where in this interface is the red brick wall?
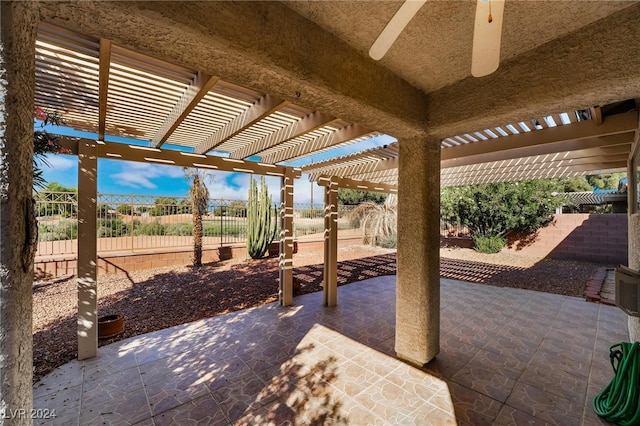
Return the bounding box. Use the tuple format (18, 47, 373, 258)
(504, 214, 628, 264)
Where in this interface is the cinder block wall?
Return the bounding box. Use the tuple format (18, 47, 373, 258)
(504, 214, 628, 264)
(34, 237, 362, 280)
(34, 245, 247, 280)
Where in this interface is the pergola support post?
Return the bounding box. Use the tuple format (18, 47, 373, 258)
(279, 169, 295, 306)
(323, 178, 339, 307)
(77, 140, 98, 360)
(0, 1, 38, 419)
(396, 135, 441, 366)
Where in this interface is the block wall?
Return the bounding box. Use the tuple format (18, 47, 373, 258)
(504, 214, 627, 264)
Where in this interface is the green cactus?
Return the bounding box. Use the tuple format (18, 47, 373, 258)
(247, 176, 277, 259)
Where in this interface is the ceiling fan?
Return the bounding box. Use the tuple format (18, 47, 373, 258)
(369, 0, 505, 78)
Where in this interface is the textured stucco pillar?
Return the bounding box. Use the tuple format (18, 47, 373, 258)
(279, 169, 294, 306)
(628, 215, 640, 340)
(0, 1, 38, 421)
(323, 178, 338, 307)
(396, 135, 441, 366)
(77, 140, 98, 360)
(628, 150, 640, 341)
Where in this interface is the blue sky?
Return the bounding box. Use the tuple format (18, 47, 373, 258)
(39, 122, 396, 204)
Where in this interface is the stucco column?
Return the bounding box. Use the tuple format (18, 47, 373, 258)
(323, 178, 338, 307)
(396, 135, 441, 366)
(628, 145, 640, 340)
(77, 140, 98, 360)
(0, 1, 38, 420)
(279, 169, 294, 306)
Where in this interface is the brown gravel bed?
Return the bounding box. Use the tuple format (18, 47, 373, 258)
(33, 245, 604, 382)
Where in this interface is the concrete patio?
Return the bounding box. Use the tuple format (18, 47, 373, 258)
(33, 276, 627, 425)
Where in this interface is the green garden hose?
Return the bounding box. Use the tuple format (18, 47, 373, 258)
(593, 342, 640, 425)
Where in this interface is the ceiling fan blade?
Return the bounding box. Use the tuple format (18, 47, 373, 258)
(471, 0, 505, 77)
(369, 0, 428, 61)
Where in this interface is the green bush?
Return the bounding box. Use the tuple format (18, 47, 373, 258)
(473, 235, 506, 254)
(203, 223, 246, 237)
(97, 218, 130, 238)
(441, 180, 562, 250)
(38, 220, 78, 241)
(164, 223, 193, 236)
(134, 221, 165, 236)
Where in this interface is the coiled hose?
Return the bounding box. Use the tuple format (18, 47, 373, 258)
(593, 342, 640, 425)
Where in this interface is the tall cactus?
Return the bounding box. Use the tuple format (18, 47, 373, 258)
(247, 176, 277, 259)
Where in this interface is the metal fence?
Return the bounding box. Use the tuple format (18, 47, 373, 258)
(35, 192, 359, 257)
(439, 220, 471, 238)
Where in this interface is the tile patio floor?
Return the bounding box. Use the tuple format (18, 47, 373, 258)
(33, 276, 628, 425)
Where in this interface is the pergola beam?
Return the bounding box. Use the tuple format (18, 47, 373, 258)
(230, 111, 340, 159)
(442, 160, 628, 187)
(57, 136, 301, 178)
(98, 38, 111, 140)
(195, 94, 289, 154)
(152, 72, 220, 148)
(591, 106, 603, 125)
(316, 175, 397, 193)
(260, 124, 373, 164)
(441, 111, 637, 167)
(443, 155, 629, 180)
(311, 155, 400, 179)
(347, 169, 399, 182)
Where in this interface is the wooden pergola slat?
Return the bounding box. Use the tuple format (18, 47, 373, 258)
(230, 110, 339, 159)
(195, 94, 289, 154)
(152, 72, 220, 147)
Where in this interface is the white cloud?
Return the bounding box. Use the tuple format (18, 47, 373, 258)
(111, 172, 157, 189)
(37, 154, 75, 170)
(201, 172, 323, 205)
(110, 161, 186, 189)
(293, 176, 324, 205)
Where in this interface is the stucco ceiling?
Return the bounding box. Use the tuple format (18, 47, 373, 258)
(284, 1, 636, 93)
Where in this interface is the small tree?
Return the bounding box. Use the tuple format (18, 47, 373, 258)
(150, 196, 178, 216)
(441, 180, 562, 253)
(116, 204, 133, 215)
(338, 188, 387, 205)
(184, 168, 212, 267)
(246, 176, 277, 259)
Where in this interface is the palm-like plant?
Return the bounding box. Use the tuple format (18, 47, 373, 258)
(350, 194, 397, 247)
(184, 168, 213, 267)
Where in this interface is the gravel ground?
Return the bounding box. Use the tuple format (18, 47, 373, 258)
(33, 244, 603, 382)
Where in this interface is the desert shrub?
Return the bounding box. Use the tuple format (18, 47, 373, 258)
(297, 208, 323, 219)
(97, 218, 130, 238)
(473, 235, 506, 254)
(377, 233, 397, 249)
(38, 220, 78, 241)
(134, 221, 165, 236)
(165, 223, 193, 236)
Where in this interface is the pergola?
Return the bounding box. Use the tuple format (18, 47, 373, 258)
(2, 0, 640, 414)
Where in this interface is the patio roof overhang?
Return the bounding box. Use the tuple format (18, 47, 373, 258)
(36, 21, 639, 192)
(302, 103, 638, 189)
(36, 23, 381, 175)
